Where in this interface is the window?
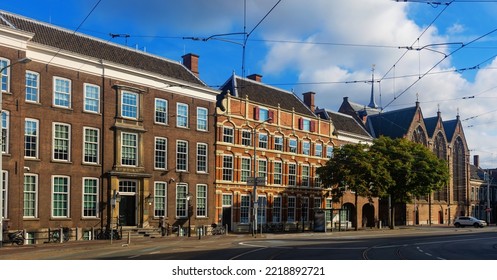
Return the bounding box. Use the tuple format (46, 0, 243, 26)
(83, 127, 99, 164)
(257, 196, 267, 224)
(303, 141, 310, 155)
(25, 71, 39, 103)
(241, 130, 252, 146)
(121, 132, 138, 166)
(288, 163, 296, 186)
(273, 196, 282, 223)
(287, 196, 296, 222)
(23, 174, 38, 218)
(196, 184, 207, 217)
(240, 195, 250, 224)
(274, 136, 283, 151)
(119, 180, 137, 193)
(315, 143, 323, 157)
(155, 98, 168, 125)
(302, 165, 310, 187)
(177, 103, 189, 128)
(301, 197, 309, 221)
(326, 198, 333, 223)
(302, 119, 311, 131)
(176, 140, 188, 171)
(259, 108, 269, 121)
(314, 197, 322, 210)
(121, 91, 138, 119)
(176, 183, 188, 218)
(196, 143, 208, 173)
(197, 107, 208, 131)
(155, 137, 167, 170)
(84, 84, 100, 113)
(273, 161, 282, 185)
(223, 126, 234, 143)
(52, 176, 69, 218)
(1, 111, 8, 153)
(1, 171, 7, 219)
(241, 157, 251, 183)
(25, 119, 38, 158)
(314, 172, 322, 188)
(326, 146, 334, 158)
(258, 159, 267, 181)
(289, 139, 297, 153)
(53, 123, 71, 161)
(222, 155, 233, 181)
(154, 182, 167, 217)
(258, 133, 268, 149)
(53, 77, 71, 108)
(1, 58, 10, 92)
(82, 178, 98, 217)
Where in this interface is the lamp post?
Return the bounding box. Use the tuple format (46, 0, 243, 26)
(0, 57, 31, 248)
(251, 117, 271, 236)
(186, 193, 193, 237)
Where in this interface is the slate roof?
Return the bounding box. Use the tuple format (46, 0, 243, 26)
(442, 119, 458, 142)
(366, 106, 418, 139)
(423, 116, 439, 138)
(0, 11, 205, 86)
(319, 109, 371, 138)
(220, 74, 315, 117)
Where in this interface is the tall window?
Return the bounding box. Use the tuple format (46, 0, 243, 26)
(197, 107, 208, 131)
(240, 195, 250, 224)
(121, 132, 138, 166)
(196, 184, 207, 217)
(223, 126, 234, 143)
(273, 196, 282, 223)
(25, 119, 38, 158)
(301, 197, 309, 221)
(176, 103, 189, 128)
(302, 165, 310, 187)
(82, 178, 98, 217)
(289, 139, 297, 153)
(303, 141, 310, 155)
(288, 163, 297, 186)
(25, 71, 39, 103)
(314, 172, 322, 188)
(1, 111, 8, 153)
(257, 196, 267, 224)
(52, 176, 69, 218)
(315, 143, 323, 157)
(196, 143, 208, 173)
(222, 155, 233, 181)
(326, 146, 334, 158)
(53, 77, 71, 108)
(1, 58, 10, 92)
(84, 84, 100, 113)
(176, 183, 187, 217)
(302, 119, 311, 131)
(1, 171, 7, 219)
(258, 159, 267, 181)
(326, 198, 333, 223)
(121, 91, 138, 119)
(273, 161, 282, 185)
(155, 137, 167, 170)
(241, 157, 251, 182)
(155, 98, 168, 125)
(314, 197, 322, 210)
(176, 140, 188, 171)
(23, 174, 38, 218)
(274, 136, 283, 151)
(258, 133, 268, 149)
(287, 196, 296, 222)
(241, 130, 252, 146)
(154, 182, 167, 217)
(83, 127, 99, 164)
(259, 108, 269, 121)
(53, 123, 71, 161)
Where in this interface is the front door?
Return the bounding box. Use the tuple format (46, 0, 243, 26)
(221, 194, 232, 231)
(119, 195, 136, 226)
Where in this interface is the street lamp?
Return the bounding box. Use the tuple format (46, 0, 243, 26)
(186, 193, 193, 237)
(251, 117, 271, 236)
(0, 57, 31, 247)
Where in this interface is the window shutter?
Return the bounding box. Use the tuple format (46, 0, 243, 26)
(268, 110, 274, 123)
(254, 107, 260, 120)
(310, 120, 316, 132)
(298, 118, 303, 130)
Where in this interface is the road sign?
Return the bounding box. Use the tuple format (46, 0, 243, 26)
(246, 177, 266, 185)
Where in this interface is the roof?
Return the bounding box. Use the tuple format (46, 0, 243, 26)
(366, 106, 418, 139)
(423, 116, 439, 138)
(0, 11, 205, 86)
(443, 119, 458, 142)
(322, 110, 371, 138)
(220, 74, 316, 117)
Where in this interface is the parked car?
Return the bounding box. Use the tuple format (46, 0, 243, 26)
(453, 216, 487, 228)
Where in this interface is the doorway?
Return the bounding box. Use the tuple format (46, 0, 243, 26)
(119, 194, 136, 226)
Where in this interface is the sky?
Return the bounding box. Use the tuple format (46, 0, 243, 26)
(2, 0, 497, 168)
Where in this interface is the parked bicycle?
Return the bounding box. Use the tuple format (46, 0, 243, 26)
(211, 224, 225, 235)
(48, 227, 70, 243)
(4, 230, 24, 245)
(95, 228, 121, 240)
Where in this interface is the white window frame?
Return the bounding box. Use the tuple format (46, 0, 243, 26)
(83, 83, 100, 114)
(0, 58, 10, 93)
(302, 119, 311, 131)
(154, 181, 167, 218)
(274, 136, 283, 151)
(258, 133, 268, 149)
(326, 145, 334, 158)
(315, 143, 323, 157)
(121, 132, 138, 166)
(23, 173, 38, 218)
(240, 195, 250, 224)
(52, 122, 71, 162)
(257, 159, 267, 181)
(223, 126, 234, 143)
(273, 196, 282, 223)
(155, 98, 168, 125)
(196, 143, 208, 173)
(176, 103, 189, 128)
(287, 196, 296, 222)
(257, 195, 267, 224)
(289, 139, 297, 153)
(82, 177, 99, 218)
(288, 163, 297, 186)
(302, 165, 310, 187)
(2, 111, 9, 154)
(51, 175, 70, 218)
(154, 137, 167, 170)
(303, 140, 310, 155)
(121, 91, 139, 120)
(1, 171, 7, 219)
(25, 71, 40, 103)
(175, 183, 188, 218)
(53, 77, 71, 109)
(222, 155, 233, 181)
(196, 184, 207, 217)
(241, 157, 251, 183)
(176, 140, 188, 172)
(273, 161, 282, 185)
(24, 118, 39, 159)
(241, 129, 252, 146)
(83, 127, 99, 164)
(196, 107, 208, 131)
(301, 197, 309, 222)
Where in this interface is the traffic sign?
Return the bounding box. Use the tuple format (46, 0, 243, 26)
(246, 177, 266, 185)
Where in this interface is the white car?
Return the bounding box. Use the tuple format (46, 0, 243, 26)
(453, 216, 487, 228)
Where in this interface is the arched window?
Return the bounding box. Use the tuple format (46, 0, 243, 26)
(452, 137, 467, 204)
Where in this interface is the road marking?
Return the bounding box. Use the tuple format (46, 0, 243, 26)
(230, 247, 267, 260)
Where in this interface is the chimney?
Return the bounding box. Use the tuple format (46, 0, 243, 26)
(474, 155, 479, 168)
(247, 74, 263, 82)
(303, 91, 316, 112)
(182, 53, 199, 77)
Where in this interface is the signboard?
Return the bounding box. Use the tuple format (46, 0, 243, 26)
(246, 177, 266, 185)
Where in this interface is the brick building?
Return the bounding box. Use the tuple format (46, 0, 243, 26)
(0, 11, 218, 242)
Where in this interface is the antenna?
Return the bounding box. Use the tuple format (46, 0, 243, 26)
(109, 33, 130, 46)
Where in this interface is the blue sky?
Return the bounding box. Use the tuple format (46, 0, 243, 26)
(2, 0, 497, 167)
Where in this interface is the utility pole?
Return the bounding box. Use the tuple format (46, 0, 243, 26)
(486, 170, 491, 225)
